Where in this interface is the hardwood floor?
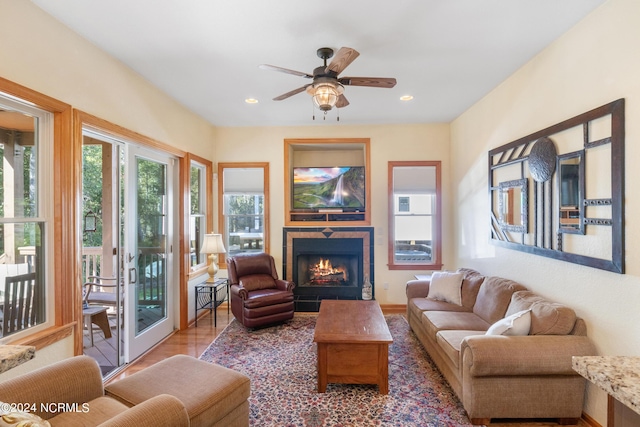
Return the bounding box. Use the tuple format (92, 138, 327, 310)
(107, 305, 591, 427)
(107, 305, 233, 381)
(84, 305, 166, 377)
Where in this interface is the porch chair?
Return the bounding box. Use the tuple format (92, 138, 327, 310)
(227, 252, 295, 328)
(82, 276, 122, 341)
(83, 275, 121, 308)
(2, 272, 38, 335)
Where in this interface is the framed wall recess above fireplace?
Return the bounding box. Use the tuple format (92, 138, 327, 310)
(284, 139, 371, 226)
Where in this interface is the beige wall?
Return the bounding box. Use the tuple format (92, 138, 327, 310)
(214, 123, 451, 304)
(0, 0, 215, 158)
(451, 0, 640, 423)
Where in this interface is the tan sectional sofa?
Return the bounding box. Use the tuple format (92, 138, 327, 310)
(0, 356, 188, 426)
(406, 268, 596, 426)
(0, 354, 250, 427)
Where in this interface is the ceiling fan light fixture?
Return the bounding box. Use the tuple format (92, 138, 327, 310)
(262, 46, 396, 119)
(306, 81, 344, 111)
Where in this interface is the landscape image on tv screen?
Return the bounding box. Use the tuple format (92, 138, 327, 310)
(293, 166, 365, 210)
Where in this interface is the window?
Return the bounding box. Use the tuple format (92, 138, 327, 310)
(189, 161, 206, 269)
(388, 161, 442, 270)
(0, 94, 54, 338)
(398, 196, 410, 212)
(218, 163, 269, 264)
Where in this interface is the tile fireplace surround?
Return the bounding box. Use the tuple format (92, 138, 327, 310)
(282, 227, 374, 311)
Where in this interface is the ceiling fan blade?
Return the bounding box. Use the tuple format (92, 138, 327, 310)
(326, 47, 360, 75)
(339, 77, 397, 88)
(273, 85, 309, 101)
(336, 94, 350, 109)
(259, 64, 313, 79)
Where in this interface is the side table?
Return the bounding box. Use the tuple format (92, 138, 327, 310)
(195, 278, 229, 327)
(83, 306, 112, 347)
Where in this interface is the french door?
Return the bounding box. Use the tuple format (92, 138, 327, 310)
(124, 146, 176, 361)
(82, 131, 126, 374)
(82, 130, 177, 370)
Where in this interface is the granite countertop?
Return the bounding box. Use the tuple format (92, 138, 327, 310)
(572, 356, 640, 416)
(0, 345, 36, 374)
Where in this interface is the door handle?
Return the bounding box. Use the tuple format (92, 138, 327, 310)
(129, 267, 137, 284)
(127, 253, 135, 262)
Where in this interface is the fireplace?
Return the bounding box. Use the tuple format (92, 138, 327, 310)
(283, 227, 374, 311)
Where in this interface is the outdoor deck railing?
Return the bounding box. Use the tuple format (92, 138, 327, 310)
(82, 247, 164, 308)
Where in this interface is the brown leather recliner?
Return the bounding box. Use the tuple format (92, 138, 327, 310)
(228, 252, 295, 328)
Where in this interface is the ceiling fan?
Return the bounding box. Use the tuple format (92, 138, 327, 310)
(259, 47, 397, 114)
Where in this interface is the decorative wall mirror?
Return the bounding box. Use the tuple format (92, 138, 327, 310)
(557, 151, 585, 234)
(489, 99, 625, 273)
(498, 178, 528, 233)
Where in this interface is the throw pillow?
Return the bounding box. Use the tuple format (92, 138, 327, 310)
(485, 309, 531, 336)
(427, 271, 464, 306)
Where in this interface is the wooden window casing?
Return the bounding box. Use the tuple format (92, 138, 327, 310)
(388, 161, 443, 271)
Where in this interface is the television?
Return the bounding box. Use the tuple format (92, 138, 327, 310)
(292, 166, 365, 210)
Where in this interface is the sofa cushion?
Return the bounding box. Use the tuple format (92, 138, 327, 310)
(427, 271, 464, 305)
(506, 291, 577, 335)
(239, 274, 276, 292)
(243, 288, 294, 309)
(409, 297, 471, 322)
(233, 253, 274, 277)
(457, 268, 486, 309)
(421, 311, 490, 339)
(436, 330, 485, 369)
(472, 276, 527, 324)
(456, 268, 482, 277)
(485, 309, 531, 336)
(48, 397, 129, 427)
(98, 395, 190, 427)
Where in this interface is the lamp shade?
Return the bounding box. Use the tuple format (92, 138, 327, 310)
(306, 81, 344, 112)
(200, 233, 226, 254)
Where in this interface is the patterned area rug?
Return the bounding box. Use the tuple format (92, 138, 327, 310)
(199, 314, 475, 427)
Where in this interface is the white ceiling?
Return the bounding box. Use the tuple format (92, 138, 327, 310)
(30, 0, 605, 127)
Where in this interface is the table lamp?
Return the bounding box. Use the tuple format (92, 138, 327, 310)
(200, 233, 226, 279)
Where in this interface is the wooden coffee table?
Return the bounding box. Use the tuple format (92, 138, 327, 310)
(313, 300, 393, 394)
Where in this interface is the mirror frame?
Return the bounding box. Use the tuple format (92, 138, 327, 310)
(557, 150, 585, 235)
(498, 178, 528, 233)
(489, 99, 625, 274)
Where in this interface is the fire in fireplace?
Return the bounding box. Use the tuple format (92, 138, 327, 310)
(309, 258, 347, 284)
(299, 254, 357, 287)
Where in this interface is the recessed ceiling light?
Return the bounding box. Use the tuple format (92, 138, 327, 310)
(245, 98, 259, 104)
(400, 95, 414, 101)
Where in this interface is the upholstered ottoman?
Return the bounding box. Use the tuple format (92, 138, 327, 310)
(105, 355, 250, 427)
